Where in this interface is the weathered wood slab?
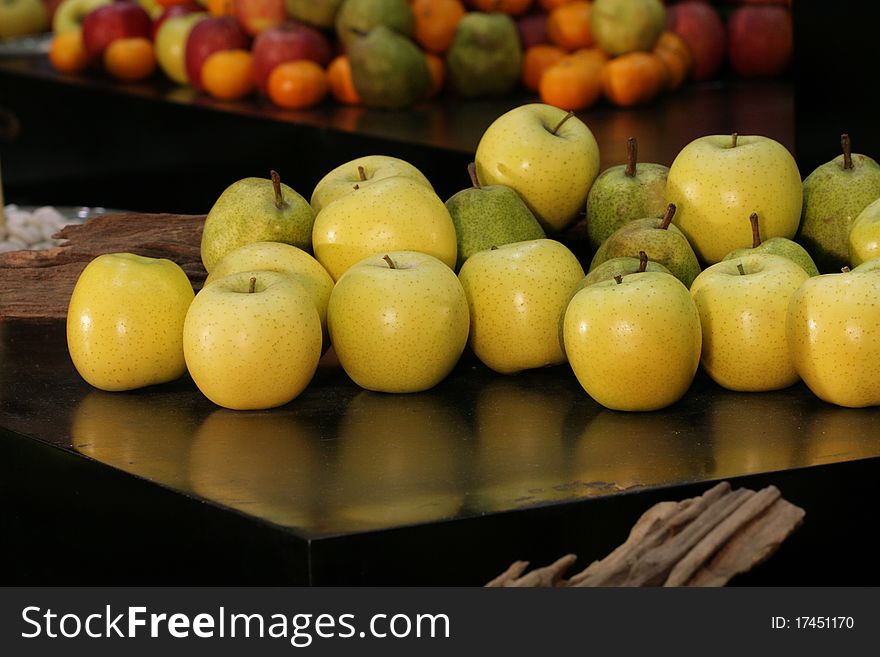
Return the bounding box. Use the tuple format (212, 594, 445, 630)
(0, 213, 206, 322)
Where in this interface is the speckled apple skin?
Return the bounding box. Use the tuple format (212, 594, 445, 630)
(66, 253, 195, 391)
(690, 253, 808, 392)
(666, 135, 802, 265)
(459, 238, 584, 375)
(563, 272, 701, 411)
(327, 251, 469, 393)
(312, 177, 458, 281)
(786, 271, 880, 408)
(183, 270, 322, 410)
(849, 197, 880, 267)
(474, 104, 600, 233)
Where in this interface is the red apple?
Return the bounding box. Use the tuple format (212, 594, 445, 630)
(666, 1, 725, 82)
(184, 15, 250, 89)
(81, 2, 152, 63)
(251, 21, 332, 94)
(232, 0, 286, 37)
(517, 13, 547, 49)
(151, 2, 202, 40)
(727, 5, 793, 78)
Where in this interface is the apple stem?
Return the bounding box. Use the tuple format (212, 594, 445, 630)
(614, 274, 623, 285)
(737, 263, 746, 276)
(249, 276, 257, 293)
(383, 254, 397, 269)
(271, 170, 284, 209)
(550, 110, 575, 135)
(841, 134, 853, 170)
(639, 250, 648, 272)
(625, 137, 638, 177)
(731, 133, 738, 148)
(841, 266, 851, 273)
(659, 203, 676, 230)
(358, 165, 367, 181)
(749, 212, 762, 248)
(468, 162, 481, 189)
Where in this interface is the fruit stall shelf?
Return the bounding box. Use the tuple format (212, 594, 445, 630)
(2, 319, 880, 585)
(0, 55, 794, 215)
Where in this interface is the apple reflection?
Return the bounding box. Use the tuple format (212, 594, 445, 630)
(323, 391, 467, 532)
(805, 404, 880, 465)
(72, 390, 198, 488)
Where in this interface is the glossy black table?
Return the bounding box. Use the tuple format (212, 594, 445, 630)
(2, 320, 879, 585)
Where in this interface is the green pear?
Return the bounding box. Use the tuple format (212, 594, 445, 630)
(348, 25, 431, 109)
(445, 163, 545, 270)
(200, 171, 315, 273)
(852, 257, 880, 273)
(590, 203, 701, 287)
(446, 12, 522, 98)
(286, 0, 344, 28)
(848, 196, 880, 267)
(724, 212, 819, 276)
(335, 0, 413, 48)
(586, 137, 668, 252)
(580, 251, 671, 287)
(799, 134, 880, 272)
(590, 0, 666, 56)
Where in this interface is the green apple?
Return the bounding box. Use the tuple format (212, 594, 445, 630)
(204, 241, 334, 351)
(67, 253, 195, 392)
(786, 268, 880, 408)
(325, 392, 466, 531)
(310, 154, 433, 214)
(312, 175, 457, 281)
(52, 0, 110, 34)
(183, 270, 322, 410)
(327, 251, 469, 393)
(0, 0, 48, 38)
(666, 133, 802, 265)
(474, 103, 601, 233)
(563, 271, 701, 411)
(72, 390, 197, 488)
(689, 253, 808, 392)
(848, 196, 880, 267)
(189, 409, 321, 529)
(155, 11, 207, 85)
(458, 238, 584, 374)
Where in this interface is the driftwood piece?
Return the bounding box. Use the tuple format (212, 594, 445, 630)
(0, 213, 206, 322)
(487, 482, 805, 587)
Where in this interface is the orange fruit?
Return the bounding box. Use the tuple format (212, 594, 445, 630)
(267, 60, 328, 109)
(572, 47, 609, 69)
(539, 55, 602, 111)
(602, 52, 666, 107)
(49, 30, 89, 75)
(207, 0, 234, 16)
(547, 1, 594, 51)
(539, 0, 576, 9)
(327, 55, 361, 105)
(103, 37, 156, 82)
(468, 0, 533, 14)
(521, 44, 565, 92)
(654, 31, 693, 90)
(202, 49, 256, 100)
(424, 51, 446, 98)
(412, 0, 465, 54)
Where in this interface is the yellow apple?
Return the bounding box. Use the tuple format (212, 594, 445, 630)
(67, 253, 195, 391)
(155, 11, 207, 85)
(689, 253, 809, 391)
(312, 176, 457, 281)
(786, 268, 880, 407)
(324, 391, 466, 531)
(310, 154, 433, 214)
(204, 241, 334, 351)
(189, 409, 321, 529)
(474, 103, 600, 233)
(327, 251, 469, 393)
(848, 196, 880, 267)
(0, 0, 48, 38)
(183, 270, 322, 410)
(666, 134, 802, 264)
(563, 271, 701, 411)
(72, 390, 198, 488)
(458, 238, 584, 374)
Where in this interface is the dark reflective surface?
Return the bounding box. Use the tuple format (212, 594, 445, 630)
(2, 320, 879, 540)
